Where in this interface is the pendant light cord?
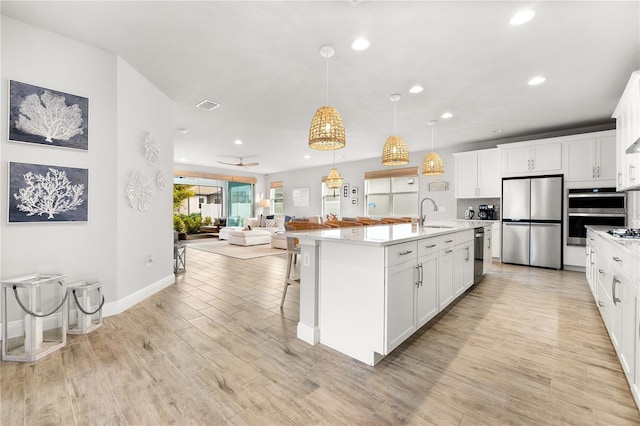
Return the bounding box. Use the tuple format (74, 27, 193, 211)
(430, 122, 437, 153)
(326, 53, 330, 106)
(394, 102, 397, 134)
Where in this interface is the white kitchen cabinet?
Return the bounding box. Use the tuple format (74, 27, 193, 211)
(586, 229, 640, 408)
(566, 136, 616, 182)
(501, 142, 562, 176)
(483, 228, 493, 271)
(453, 238, 474, 297)
(385, 259, 418, 353)
(491, 223, 501, 260)
(614, 71, 640, 191)
(416, 251, 439, 328)
(453, 148, 501, 198)
(585, 232, 597, 295)
(438, 239, 455, 311)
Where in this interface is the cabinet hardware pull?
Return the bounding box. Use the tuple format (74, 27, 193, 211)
(445, 239, 454, 243)
(612, 275, 620, 305)
(598, 301, 605, 308)
(592, 166, 595, 178)
(399, 250, 413, 256)
(419, 263, 424, 287)
(445, 249, 453, 253)
(465, 247, 470, 261)
(426, 244, 437, 248)
(415, 265, 420, 287)
(618, 172, 623, 186)
(613, 256, 622, 263)
(531, 158, 535, 169)
(597, 166, 600, 178)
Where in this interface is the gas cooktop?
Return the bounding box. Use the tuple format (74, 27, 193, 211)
(607, 228, 640, 239)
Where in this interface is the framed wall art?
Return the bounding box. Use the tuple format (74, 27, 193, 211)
(8, 80, 89, 150)
(292, 186, 310, 207)
(9, 162, 89, 223)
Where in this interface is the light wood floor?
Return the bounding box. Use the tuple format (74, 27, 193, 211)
(2, 248, 640, 425)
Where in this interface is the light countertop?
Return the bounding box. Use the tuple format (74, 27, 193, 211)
(586, 225, 640, 260)
(291, 220, 493, 247)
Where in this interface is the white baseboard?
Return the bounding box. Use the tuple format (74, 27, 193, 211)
(0, 274, 176, 340)
(102, 274, 175, 317)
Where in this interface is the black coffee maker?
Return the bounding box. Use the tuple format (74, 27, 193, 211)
(478, 205, 489, 220)
(486, 204, 497, 220)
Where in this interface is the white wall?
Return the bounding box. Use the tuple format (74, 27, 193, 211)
(266, 147, 458, 221)
(0, 17, 174, 326)
(116, 57, 175, 299)
(1, 17, 118, 306)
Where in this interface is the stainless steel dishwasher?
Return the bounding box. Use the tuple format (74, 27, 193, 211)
(474, 227, 486, 284)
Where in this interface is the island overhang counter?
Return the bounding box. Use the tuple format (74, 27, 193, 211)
(292, 220, 492, 366)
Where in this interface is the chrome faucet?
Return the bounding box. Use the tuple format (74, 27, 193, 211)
(419, 197, 438, 226)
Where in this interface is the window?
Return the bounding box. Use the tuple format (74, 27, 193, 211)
(270, 187, 284, 214)
(228, 181, 253, 225)
(322, 183, 340, 217)
(365, 176, 418, 217)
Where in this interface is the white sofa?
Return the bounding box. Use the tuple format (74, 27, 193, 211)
(227, 229, 272, 246)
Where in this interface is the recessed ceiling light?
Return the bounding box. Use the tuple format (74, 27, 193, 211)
(492, 129, 504, 134)
(196, 99, 221, 111)
(409, 85, 424, 94)
(441, 112, 453, 119)
(234, 139, 243, 145)
(178, 128, 189, 134)
(510, 10, 535, 26)
(351, 38, 370, 51)
(528, 76, 546, 86)
(304, 154, 310, 159)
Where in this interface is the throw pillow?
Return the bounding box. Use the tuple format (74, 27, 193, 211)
(266, 214, 275, 220)
(285, 215, 294, 223)
(265, 218, 276, 227)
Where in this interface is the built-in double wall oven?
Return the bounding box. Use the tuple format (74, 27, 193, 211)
(567, 187, 626, 246)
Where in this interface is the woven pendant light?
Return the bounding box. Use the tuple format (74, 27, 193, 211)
(325, 150, 343, 190)
(422, 120, 444, 176)
(309, 46, 346, 150)
(382, 94, 409, 166)
(325, 167, 343, 189)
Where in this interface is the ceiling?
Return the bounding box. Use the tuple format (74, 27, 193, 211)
(2, 1, 639, 175)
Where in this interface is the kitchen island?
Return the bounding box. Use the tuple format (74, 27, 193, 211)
(293, 220, 493, 365)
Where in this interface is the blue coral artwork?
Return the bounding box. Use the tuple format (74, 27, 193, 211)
(8, 80, 89, 150)
(9, 162, 89, 223)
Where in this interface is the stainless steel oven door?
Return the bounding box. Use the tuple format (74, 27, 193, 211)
(567, 212, 626, 245)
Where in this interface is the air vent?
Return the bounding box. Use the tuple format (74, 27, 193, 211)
(196, 99, 221, 111)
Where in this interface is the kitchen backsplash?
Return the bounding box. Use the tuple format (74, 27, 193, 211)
(628, 190, 640, 228)
(456, 197, 501, 220)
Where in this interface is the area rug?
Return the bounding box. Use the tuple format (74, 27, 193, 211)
(185, 239, 286, 260)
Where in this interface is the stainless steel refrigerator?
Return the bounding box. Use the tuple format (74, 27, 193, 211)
(501, 175, 563, 269)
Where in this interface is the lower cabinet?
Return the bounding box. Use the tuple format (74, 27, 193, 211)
(453, 238, 474, 298)
(438, 246, 454, 310)
(587, 229, 640, 408)
(386, 258, 418, 352)
(416, 252, 439, 328)
(385, 231, 476, 354)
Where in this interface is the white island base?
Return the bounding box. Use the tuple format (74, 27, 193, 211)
(294, 221, 489, 366)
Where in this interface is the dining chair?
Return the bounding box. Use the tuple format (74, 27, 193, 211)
(281, 222, 330, 308)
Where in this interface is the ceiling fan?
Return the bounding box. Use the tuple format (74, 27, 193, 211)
(216, 157, 259, 168)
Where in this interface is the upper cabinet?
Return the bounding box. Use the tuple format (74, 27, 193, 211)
(613, 71, 640, 191)
(500, 142, 562, 176)
(565, 135, 616, 183)
(453, 148, 501, 198)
